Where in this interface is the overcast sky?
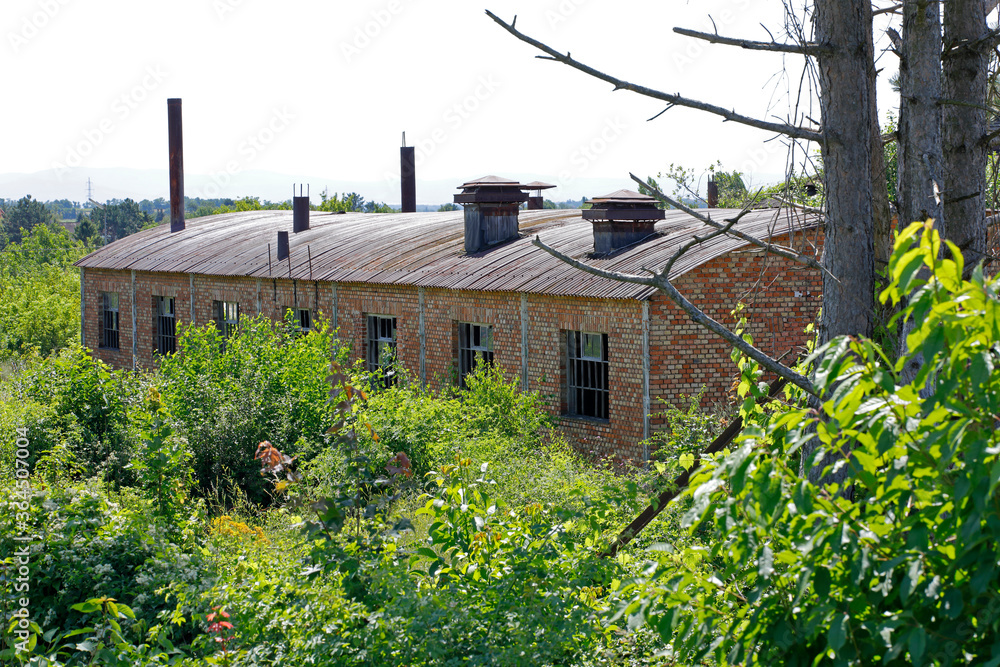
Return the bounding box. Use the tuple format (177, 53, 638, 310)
(3, 0, 910, 204)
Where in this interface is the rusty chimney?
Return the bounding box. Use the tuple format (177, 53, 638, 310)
(292, 184, 310, 233)
(277, 231, 289, 261)
(400, 132, 416, 213)
(583, 189, 665, 254)
(454, 176, 529, 253)
(520, 181, 556, 210)
(707, 178, 719, 209)
(168, 98, 185, 233)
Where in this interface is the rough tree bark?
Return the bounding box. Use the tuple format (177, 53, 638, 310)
(869, 16, 894, 274)
(897, 0, 944, 230)
(897, 0, 944, 385)
(802, 0, 876, 486)
(814, 0, 876, 347)
(942, 0, 990, 269)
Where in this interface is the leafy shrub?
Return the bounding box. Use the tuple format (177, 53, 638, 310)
(11, 348, 142, 486)
(158, 314, 344, 504)
(0, 225, 86, 360)
(621, 221, 1000, 666)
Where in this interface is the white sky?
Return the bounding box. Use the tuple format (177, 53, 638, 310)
(2, 0, 904, 204)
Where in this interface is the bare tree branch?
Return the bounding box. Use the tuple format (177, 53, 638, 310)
(484, 10, 824, 143)
(774, 196, 825, 214)
(672, 27, 833, 55)
(628, 172, 834, 279)
(530, 235, 818, 396)
(873, 3, 903, 16)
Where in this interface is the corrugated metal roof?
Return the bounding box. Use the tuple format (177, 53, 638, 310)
(74, 208, 821, 300)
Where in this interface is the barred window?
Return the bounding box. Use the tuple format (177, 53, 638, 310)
(366, 315, 397, 385)
(458, 322, 493, 388)
(98, 292, 119, 350)
(296, 308, 311, 333)
(567, 331, 609, 420)
(213, 301, 239, 339)
(155, 296, 176, 355)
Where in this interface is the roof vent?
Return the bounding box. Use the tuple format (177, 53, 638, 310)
(454, 175, 529, 253)
(583, 189, 665, 254)
(520, 181, 556, 210)
(293, 184, 310, 233)
(277, 230, 289, 261)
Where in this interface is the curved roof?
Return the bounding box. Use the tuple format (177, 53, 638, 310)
(75, 208, 821, 300)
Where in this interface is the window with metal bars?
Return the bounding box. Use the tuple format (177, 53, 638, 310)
(213, 301, 239, 340)
(98, 292, 119, 350)
(296, 308, 311, 333)
(458, 322, 493, 388)
(282, 307, 312, 335)
(567, 331, 609, 420)
(155, 296, 176, 355)
(366, 315, 397, 385)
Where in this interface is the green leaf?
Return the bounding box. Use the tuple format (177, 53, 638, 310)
(827, 613, 848, 651)
(416, 547, 438, 560)
(942, 588, 964, 620)
(60, 627, 95, 640)
(758, 544, 774, 578)
(908, 627, 927, 664)
(814, 567, 831, 600)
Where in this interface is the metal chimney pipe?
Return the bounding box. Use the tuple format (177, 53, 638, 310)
(706, 179, 719, 209)
(277, 231, 289, 260)
(400, 132, 416, 213)
(168, 98, 185, 232)
(292, 184, 310, 232)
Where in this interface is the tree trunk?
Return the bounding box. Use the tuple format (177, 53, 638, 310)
(814, 0, 876, 347)
(869, 24, 894, 274)
(806, 0, 875, 485)
(897, 0, 944, 386)
(942, 0, 989, 270)
(897, 0, 945, 229)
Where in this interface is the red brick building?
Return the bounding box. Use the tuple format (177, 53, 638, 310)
(75, 186, 822, 460)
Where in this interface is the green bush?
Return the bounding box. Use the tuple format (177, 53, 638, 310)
(0, 225, 87, 360)
(622, 221, 1000, 666)
(158, 314, 343, 505)
(12, 348, 141, 486)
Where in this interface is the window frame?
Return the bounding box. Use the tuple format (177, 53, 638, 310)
(566, 330, 609, 421)
(155, 296, 176, 356)
(366, 314, 398, 385)
(458, 321, 494, 388)
(213, 301, 240, 340)
(296, 308, 311, 333)
(98, 292, 120, 350)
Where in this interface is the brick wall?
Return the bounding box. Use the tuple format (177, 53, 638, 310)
(81, 231, 823, 461)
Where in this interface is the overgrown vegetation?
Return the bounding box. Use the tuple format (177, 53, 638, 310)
(0, 222, 997, 665)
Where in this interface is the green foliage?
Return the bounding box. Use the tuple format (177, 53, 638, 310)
(621, 220, 1000, 666)
(0, 225, 86, 359)
(73, 213, 102, 246)
(0, 480, 206, 660)
(127, 388, 195, 527)
(2, 195, 57, 246)
(17, 347, 140, 484)
(645, 388, 728, 479)
(436, 203, 459, 212)
(315, 189, 392, 214)
(86, 199, 153, 242)
(157, 314, 343, 505)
